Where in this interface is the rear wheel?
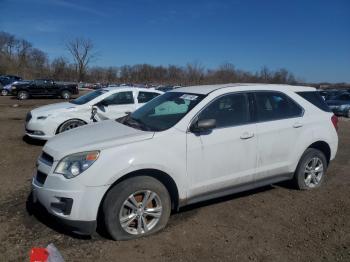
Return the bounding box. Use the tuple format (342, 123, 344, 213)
(102, 176, 171, 240)
(293, 148, 327, 190)
(17, 90, 29, 100)
(57, 119, 86, 133)
(61, 90, 71, 99)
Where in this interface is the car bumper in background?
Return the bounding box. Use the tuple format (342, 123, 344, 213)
(25, 119, 56, 140)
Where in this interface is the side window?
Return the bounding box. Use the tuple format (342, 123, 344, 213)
(102, 91, 134, 105)
(34, 80, 46, 87)
(198, 93, 250, 128)
(255, 92, 302, 122)
(138, 92, 160, 103)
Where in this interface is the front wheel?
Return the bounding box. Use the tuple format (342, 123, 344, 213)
(17, 90, 29, 100)
(293, 148, 327, 190)
(57, 119, 86, 133)
(102, 176, 171, 240)
(1, 89, 8, 96)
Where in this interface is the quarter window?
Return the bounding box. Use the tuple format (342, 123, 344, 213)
(198, 93, 250, 128)
(254, 92, 303, 121)
(103, 91, 134, 105)
(137, 92, 160, 103)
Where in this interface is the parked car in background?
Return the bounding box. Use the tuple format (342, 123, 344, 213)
(156, 85, 181, 92)
(0, 75, 22, 96)
(31, 84, 338, 239)
(25, 87, 163, 140)
(318, 89, 346, 101)
(1, 80, 30, 96)
(11, 79, 79, 100)
(326, 92, 350, 117)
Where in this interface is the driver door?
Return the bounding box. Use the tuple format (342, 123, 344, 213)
(29, 80, 46, 95)
(96, 91, 137, 120)
(186, 92, 257, 199)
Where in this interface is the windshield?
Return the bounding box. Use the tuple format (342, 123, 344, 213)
(70, 90, 107, 105)
(118, 92, 205, 131)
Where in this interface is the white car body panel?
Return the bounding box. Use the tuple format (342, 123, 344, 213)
(31, 84, 338, 228)
(25, 87, 163, 140)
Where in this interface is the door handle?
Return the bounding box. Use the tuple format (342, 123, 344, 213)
(240, 132, 254, 140)
(293, 122, 303, 128)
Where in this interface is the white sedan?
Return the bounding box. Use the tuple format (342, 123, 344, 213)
(25, 87, 163, 140)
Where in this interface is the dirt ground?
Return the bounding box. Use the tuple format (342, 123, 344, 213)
(0, 94, 349, 262)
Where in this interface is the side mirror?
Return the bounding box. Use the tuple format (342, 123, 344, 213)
(96, 101, 108, 107)
(190, 119, 216, 133)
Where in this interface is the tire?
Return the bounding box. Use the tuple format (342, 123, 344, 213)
(102, 176, 171, 240)
(293, 148, 327, 190)
(57, 119, 86, 133)
(1, 89, 8, 96)
(17, 90, 29, 100)
(61, 90, 71, 99)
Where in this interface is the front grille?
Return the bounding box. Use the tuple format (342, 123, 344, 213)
(25, 112, 32, 122)
(36, 170, 47, 185)
(39, 151, 54, 166)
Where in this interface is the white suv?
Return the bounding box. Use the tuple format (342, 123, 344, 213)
(31, 84, 338, 240)
(25, 87, 163, 140)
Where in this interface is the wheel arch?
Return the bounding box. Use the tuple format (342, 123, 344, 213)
(99, 168, 180, 215)
(55, 118, 88, 134)
(307, 141, 331, 164)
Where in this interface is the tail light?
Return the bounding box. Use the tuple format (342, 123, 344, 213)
(331, 115, 338, 131)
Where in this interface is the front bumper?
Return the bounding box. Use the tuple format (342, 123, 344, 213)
(31, 156, 109, 235)
(25, 118, 56, 140)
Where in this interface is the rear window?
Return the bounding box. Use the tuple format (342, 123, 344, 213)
(297, 92, 332, 112)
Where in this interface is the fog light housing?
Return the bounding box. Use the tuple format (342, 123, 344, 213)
(33, 130, 45, 136)
(51, 197, 73, 215)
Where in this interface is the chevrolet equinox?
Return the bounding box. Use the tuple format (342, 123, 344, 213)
(31, 84, 338, 240)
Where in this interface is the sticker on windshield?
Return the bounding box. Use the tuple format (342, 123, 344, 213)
(179, 94, 198, 101)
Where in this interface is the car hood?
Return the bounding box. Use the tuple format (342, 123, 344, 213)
(31, 102, 78, 116)
(44, 120, 154, 160)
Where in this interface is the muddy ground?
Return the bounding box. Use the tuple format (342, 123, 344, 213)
(0, 94, 349, 261)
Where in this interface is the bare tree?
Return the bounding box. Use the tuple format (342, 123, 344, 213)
(66, 38, 95, 81)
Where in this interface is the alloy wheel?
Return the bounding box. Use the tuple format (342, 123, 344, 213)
(304, 157, 324, 188)
(119, 190, 162, 235)
(60, 120, 84, 132)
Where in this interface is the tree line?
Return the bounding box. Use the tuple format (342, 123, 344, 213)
(0, 31, 299, 85)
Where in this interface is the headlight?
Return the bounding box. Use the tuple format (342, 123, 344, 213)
(54, 151, 100, 179)
(11, 86, 16, 90)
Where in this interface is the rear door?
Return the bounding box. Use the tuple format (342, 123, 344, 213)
(253, 91, 304, 180)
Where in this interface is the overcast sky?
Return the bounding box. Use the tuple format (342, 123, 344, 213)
(1, 0, 349, 83)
